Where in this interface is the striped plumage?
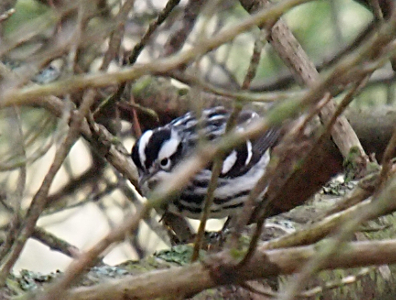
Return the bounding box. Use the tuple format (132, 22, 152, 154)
(131, 107, 278, 219)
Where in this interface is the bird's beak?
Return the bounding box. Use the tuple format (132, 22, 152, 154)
(138, 172, 152, 187)
(138, 165, 160, 190)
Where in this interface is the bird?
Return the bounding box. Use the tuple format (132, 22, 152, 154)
(131, 106, 279, 219)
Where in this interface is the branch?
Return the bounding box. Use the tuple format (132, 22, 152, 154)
(32, 227, 80, 259)
(61, 239, 396, 300)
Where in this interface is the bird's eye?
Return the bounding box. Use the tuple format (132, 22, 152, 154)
(159, 158, 171, 169)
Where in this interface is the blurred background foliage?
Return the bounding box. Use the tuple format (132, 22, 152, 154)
(0, 0, 389, 274)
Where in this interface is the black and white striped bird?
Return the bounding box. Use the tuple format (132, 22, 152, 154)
(131, 106, 279, 219)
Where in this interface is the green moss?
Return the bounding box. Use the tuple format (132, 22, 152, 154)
(154, 245, 205, 265)
(131, 76, 154, 96)
(3, 0, 50, 35)
(229, 248, 246, 260)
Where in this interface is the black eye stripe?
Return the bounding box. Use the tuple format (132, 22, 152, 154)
(144, 128, 172, 170)
(168, 141, 183, 166)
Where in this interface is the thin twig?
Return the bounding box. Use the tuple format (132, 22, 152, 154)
(241, 282, 277, 298)
(299, 267, 372, 298)
(170, 70, 303, 103)
(164, 0, 206, 56)
(191, 156, 224, 262)
(32, 227, 81, 259)
(100, 0, 135, 70)
(242, 29, 267, 89)
(128, 0, 181, 65)
(0, 8, 15, 23)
